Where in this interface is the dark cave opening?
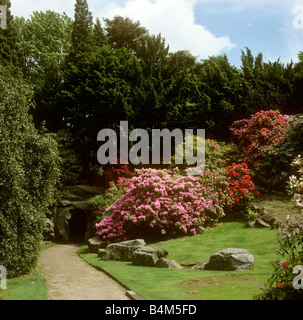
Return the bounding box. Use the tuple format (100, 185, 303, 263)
(69, 209, 87, 244)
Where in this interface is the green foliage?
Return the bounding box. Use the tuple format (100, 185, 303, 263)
(230, 110, 291, 190)
(70, 0, 94, 55)
(171, 137, 240, 173)
(55, 46, 139, 166)
(254, 215, 303, 300)
(88, 179, 129, 223)
(104, 16, 148, 53)
(13, 11, 73, 129)
(0, 66, 60, 278)
(0, 0, 19, 73)
(55, 129, 83, 186)
(255, 159, 303, 300)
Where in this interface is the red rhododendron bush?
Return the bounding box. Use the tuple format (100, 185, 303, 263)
(96, 166, 257, 243)
(230, 110, 290, 169)
(230, 110, 294, 189)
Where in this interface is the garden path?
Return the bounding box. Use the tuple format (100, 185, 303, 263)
(39, 244, 130, 300)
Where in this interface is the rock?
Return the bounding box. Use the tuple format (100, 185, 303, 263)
(99, 239, 146, 262)
(43, 218, 55, 242)
(191, 258, 210, 270)
(200, 248, 254, 271)
(247, 203, 280, 229)
(55, 207, 71, 242)
(132, 251, 159, 266)
(155, 258, 183, 269)
(63, 185, 104, 201)
(255, 218, 271, 228)
(98, 249, 109, 260)
(195, 226, 205, 234)
(132, 246, 168, 267)
(88, 236, 107, 253)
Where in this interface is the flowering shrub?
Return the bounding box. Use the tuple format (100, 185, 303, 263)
(230, 110, 292, 190)
(96, 168, 225, 243)
(88, 177, 131, 223)
(225, 163, 258, 207)
(95, 165, 258, 243)
(170, 137, 240, 172)
(254, 156, 303, 300)
(103, 165, 132, 184)
(230, 110, 290, 168)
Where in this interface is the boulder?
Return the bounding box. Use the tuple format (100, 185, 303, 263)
(155, 258, 183, 269)
(132, 246, 168, 267)
(246, 203, 280, 229)
(191, 258, 210, 270)
(55, 207, 71, 242)
(43, 218, 55, 242)
(63, 185, 104, 201)
(99, 239, 146, 262)
(88, 236, 107, 253)
(194, 248, 254, 271)
(195, 226, 205, 234)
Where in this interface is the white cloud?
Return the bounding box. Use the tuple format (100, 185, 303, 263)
(99, 0, 236, 59)
(11, 0, 75, 18)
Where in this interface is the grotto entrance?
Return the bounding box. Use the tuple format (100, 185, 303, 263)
(69, 209, 87, 244)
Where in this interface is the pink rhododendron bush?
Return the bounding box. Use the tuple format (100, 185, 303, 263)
(95, 166, 257, 243)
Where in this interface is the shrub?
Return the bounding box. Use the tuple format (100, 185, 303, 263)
(225, 163, 258, 208)
(230, 110, 291, 190)
(255, 156, 303, 300)
(0, 67, 60, 278)
(170, 137, 241, 173)
(103, 165, 132, 185)
(88, 177, 131, 223)
(95, 165, 257, 243)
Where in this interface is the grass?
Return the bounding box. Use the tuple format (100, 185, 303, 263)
(255, 191, 302, 221)
(79, 222, 280, 300)
(0, 192, 297, 300)
(0, 243, 52, 300)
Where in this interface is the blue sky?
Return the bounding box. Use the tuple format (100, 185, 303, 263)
(10, 0, 303, 67)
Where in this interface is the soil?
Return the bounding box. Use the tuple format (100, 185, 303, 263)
(39, 244, 130, 300)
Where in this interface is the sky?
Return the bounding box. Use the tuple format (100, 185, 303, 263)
(10, 0, 303, 67)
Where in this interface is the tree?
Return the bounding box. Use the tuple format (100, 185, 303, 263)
(13, 11, 73, 129)
(104, 16, 148, 53)
(70, 0, 94, 56)
(55, 46, 139, 169)
(93, 17, 107, 47)
(240, 47, 294, 114)
(0, 65, 60, 278)
(133, 34, 171, 128)
(188, 54, 244, 138)
(0, 0, 19, 72)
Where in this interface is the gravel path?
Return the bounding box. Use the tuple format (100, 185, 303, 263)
(39, 244, 130, 300)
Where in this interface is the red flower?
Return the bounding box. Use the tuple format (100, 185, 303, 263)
(281, 261, 290, 269)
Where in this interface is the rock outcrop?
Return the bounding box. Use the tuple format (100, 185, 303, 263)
(192, 248, 254, 271)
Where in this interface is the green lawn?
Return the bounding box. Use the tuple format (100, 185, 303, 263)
(0, 243, 52, 300)
(0, 267, 48, 300)
(79, 222, 280, 300)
